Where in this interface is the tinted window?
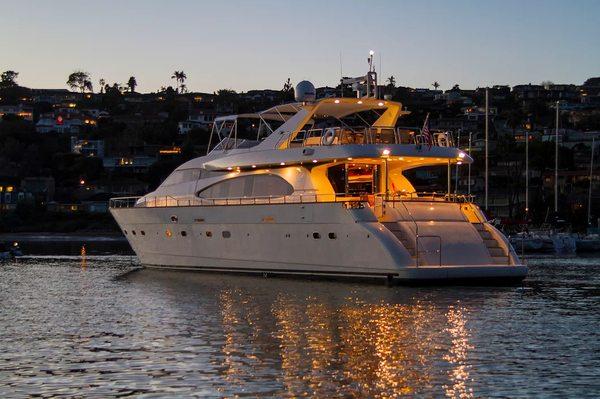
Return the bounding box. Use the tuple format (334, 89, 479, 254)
(197, 174, 294, 199)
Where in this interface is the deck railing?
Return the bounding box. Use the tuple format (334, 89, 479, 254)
(109, 191, 475, 209)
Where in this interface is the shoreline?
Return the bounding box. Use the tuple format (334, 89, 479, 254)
(0, 232, 126, 242)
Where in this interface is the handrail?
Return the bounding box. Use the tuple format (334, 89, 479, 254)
(109, 193, 366, 209)
(382, 192, 475, 203)
(394, 198, 420, 266)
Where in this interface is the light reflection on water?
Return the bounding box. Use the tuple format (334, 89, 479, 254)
(0, 255, 599, 397)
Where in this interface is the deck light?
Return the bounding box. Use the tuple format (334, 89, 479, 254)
(251, 165, 256, 168)
(312, 159, 318, 163)
(227, 167, 233, 170)
(378, 102, 384, 106)
(369, 50, 375, 56)
(347, 157, 352, 160)
(357, 100, 363, 104)
(458, 152, 466, 158)
(382, 149, 390, 156)
(280, 162, 286, 166)
(334, 99, 340, 104)
(457, 161, 463, 165)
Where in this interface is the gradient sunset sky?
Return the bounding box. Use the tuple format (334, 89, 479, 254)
(2, 0, 599, 93)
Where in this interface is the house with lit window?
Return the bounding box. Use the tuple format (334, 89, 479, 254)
(70, 137, 105, 158)
(0, 104, 34, 121)
(178, 113, 216, 134)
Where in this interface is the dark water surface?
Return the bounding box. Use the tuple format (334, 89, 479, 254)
(1, 254, 599, 398)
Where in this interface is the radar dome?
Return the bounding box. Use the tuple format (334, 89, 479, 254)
(295, 80, 316, 102)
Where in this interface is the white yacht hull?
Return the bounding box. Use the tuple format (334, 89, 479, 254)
(110, 202, 527, 283)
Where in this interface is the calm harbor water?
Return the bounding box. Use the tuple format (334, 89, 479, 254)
(0, 251, 599, 397)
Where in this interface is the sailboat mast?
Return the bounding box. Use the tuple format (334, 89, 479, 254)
(485, 88, 489, 211)
(525, 129, 529, 217)
(555, 101, 559, 213)
(589, 136, 595, 225)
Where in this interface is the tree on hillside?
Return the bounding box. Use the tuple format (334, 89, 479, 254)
(67, 71, 93, 96)
(127, 76, 137, 93)
(99, 78, 106, 93)
(0, 70, 19, 88)
(282, 78, 293, 101)
(432, 81, 440, 90)
(171, 71, 187, 93)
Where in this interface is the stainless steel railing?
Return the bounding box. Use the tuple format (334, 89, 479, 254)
(285, 127, 454, 148)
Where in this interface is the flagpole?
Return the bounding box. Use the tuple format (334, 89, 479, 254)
(468, 132, 472, 196)
(485, 88, 489, 211)
(455, 129, 461, 194)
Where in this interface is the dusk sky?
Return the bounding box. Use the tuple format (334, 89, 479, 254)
(2, 0, 599, 93)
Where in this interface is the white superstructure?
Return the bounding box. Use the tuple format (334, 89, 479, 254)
(110, 81, 527, 283)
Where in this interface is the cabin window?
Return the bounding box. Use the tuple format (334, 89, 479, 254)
(181, 231, 187, 237)
(170, 215, 178, 222)
(313, 232, 321, 239)
(132, 230, 136, 235)
(123, 230, 128, 235)
(222, 231, 231, 238)
(206, 231, 212, 237)
(328, 233, 337, 239)
(161, 168, 203, 186)
(141, 231, 146, 236)
(197, 174, 294, 199)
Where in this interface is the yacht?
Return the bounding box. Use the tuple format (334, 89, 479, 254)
(110, 71, 527, 283)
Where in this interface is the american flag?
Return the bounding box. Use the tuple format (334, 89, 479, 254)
(421, 113, 433, 149)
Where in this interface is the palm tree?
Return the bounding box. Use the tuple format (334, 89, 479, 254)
(171, 70, 187, 93)
(386, 76, 396, 88)
(432, 81, 440, 90)
(99, 78, 105, 93)
(127, 76, 137, 93)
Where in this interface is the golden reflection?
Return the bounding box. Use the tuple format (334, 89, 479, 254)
(80, 245, 86, 269)
(443, 305, 474, 399)
(214, 285, 475, 398)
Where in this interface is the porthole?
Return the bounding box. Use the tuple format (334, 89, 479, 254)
(222, 231, 231, 238)
(181, 231, 187, 237)
(123, 230, 128, 235)
(141, 231, 146, 236)
(132, 230, 137, 235)
(170, 215, 178, 223)
(206, 231, 212, 237)
(328, 233, 337, 239)
(313, 232, 321, 239)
